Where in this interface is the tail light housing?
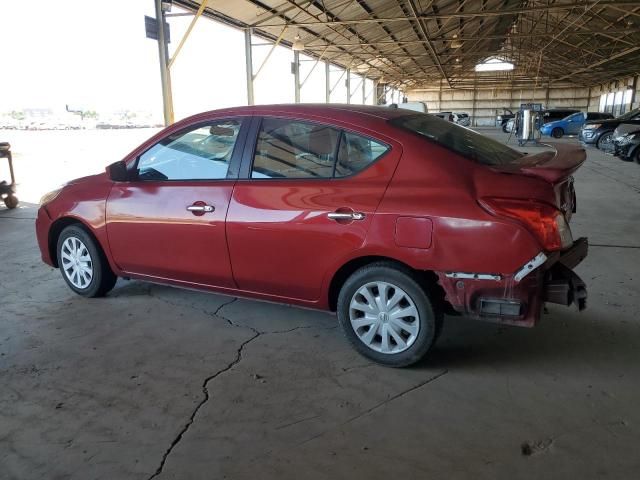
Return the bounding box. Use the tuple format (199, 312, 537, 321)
(480, 197, 573, 252)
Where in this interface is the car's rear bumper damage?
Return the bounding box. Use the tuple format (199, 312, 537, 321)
(436, 237, 588, 327)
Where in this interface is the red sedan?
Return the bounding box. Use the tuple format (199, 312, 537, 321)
(36, 105, 588, 367)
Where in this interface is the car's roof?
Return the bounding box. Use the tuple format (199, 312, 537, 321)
(200, 103, 412, 121)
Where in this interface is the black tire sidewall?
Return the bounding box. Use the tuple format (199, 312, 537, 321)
(552, 128, 563, 138)
(597, 132, 612, 149)
(57, 225, 111, 297)
(337, 264, 439, 367)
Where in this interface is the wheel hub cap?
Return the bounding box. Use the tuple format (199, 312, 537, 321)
(349, 281, 420, 354)
(60, 236, 93, 289)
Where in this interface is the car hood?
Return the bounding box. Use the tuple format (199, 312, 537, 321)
(65, 172, 109, 186)
(583, 118, 621, 128)
(613, 122, 640, 137)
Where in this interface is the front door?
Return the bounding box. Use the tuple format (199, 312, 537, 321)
(106, 117, 247, 287)
(226, 116, 400, 301)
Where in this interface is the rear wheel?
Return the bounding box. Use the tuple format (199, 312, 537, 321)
(337, 262, 442, 367)
(502, 123, 509, 133)
(551, 127, 563, 139)
(597, 132, 613, 151)
(57, 225, 117, 297)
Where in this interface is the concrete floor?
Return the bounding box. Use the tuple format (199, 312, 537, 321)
(1, 131, 640, 479)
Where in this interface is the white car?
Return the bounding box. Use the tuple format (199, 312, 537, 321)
(453, 112, 470, 126)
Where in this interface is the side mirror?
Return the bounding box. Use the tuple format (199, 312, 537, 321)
(107, 160, 129, 182)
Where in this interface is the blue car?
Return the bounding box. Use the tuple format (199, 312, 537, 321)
(541, 112, 613, 138)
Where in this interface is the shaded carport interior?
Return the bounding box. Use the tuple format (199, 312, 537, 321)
(160, 0, 640, 125)
(3, 2, 640, 480)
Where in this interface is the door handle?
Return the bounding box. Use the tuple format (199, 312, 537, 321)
(327, 211, 366, 221)
(187, 204, 214, 213)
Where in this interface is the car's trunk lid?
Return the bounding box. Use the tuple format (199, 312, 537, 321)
(492, 143, 586, 183)
(491, 143, 586, 220)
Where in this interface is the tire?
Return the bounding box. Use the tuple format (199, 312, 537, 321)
(502, 123, 509, 133)
(635, 148, 640, 164)
(56, 225, 117, 297)
(337, 262, 443, 367)
(551, 127, 563, 139)
(3, 195, 18, 209)
(597, 132, 613, 151)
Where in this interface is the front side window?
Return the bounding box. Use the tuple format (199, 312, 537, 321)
(392, 114, 523, 166)
(251, 118, 339, 179)
(137, 119, 241, 181)
(335, 132, 389, 177)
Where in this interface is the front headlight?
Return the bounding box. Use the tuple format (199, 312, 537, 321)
(40, 187, 62, 205)
(618, 134, 636, 145)
(583, 124, 601, 130)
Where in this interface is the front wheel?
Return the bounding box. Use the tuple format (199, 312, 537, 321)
(337, 263, 442, 367)
(57, 225, 117, 297)
(502, 123, 509, 133)
(551, 127, 563, 139)
(597, 132, 613, 151)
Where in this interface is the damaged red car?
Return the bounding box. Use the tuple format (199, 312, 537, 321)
(36, 105, 588, 367)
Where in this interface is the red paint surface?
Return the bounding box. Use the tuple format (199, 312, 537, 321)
(36, 104, 587, 324)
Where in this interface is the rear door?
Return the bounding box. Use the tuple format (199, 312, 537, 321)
(226, 116, 400, 301)
(106, 117, 248, 287)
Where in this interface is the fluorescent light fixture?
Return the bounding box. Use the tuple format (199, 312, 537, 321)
(292, 34, 305, 51)
(475, 57, 514, 72)
(450, 34, 462, 49)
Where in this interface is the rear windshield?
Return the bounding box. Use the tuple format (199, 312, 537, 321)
(391, 114, 524, 166)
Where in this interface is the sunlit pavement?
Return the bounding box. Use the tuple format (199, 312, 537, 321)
(1, 128, 639, 479)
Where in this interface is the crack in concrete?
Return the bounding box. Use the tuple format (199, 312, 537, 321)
(147, 329, 260, 480)
(590, 243, 640, 249)
(299, 369, 448, 446)
(145, 294, 338, 478)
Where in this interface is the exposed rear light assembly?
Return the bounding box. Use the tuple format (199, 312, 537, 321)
(479, 197, 573, 252)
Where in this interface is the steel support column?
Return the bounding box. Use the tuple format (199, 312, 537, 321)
(294, 51, 300, 103)
(362, 76, 366, 104)
(245, 28, 255, 105)
(325, 62, 330, 103)
(154, 0, 174, 126)
(346, 69, 351, 104)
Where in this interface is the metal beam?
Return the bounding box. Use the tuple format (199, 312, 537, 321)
(554, 46, 640, 81)
(258, 2, 640, 26)
(167, 0, 208, 69)
(244, 28, 255, 105)
(325, 61, 330, 103)
(154, 0, 174, 126)
(294, 51, 301, 103)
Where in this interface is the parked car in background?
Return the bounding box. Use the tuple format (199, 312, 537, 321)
(540, 112, 613, 138)
(580, 108, 640, 151)
(453, 112, 470, 126)
(433, 111, 454, 122)
(613, 128, 640, 162)
(497, 108, 515, 132)
(541, 109, 580, 125)
(394, 101, 429, 113)
(36, 104, 589, 367)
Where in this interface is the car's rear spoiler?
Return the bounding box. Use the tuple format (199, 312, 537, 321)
(496, 143, 587, 184)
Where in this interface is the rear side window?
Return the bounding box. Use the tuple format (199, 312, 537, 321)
(392, 114, 523, 166)
(335, 132, 388, 177)
(252, 118, 339, 179)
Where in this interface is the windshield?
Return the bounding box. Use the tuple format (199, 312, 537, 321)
(391, 114, 524, 166)
(565, 113, 583, 121)
(617, 108, 640, 120)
